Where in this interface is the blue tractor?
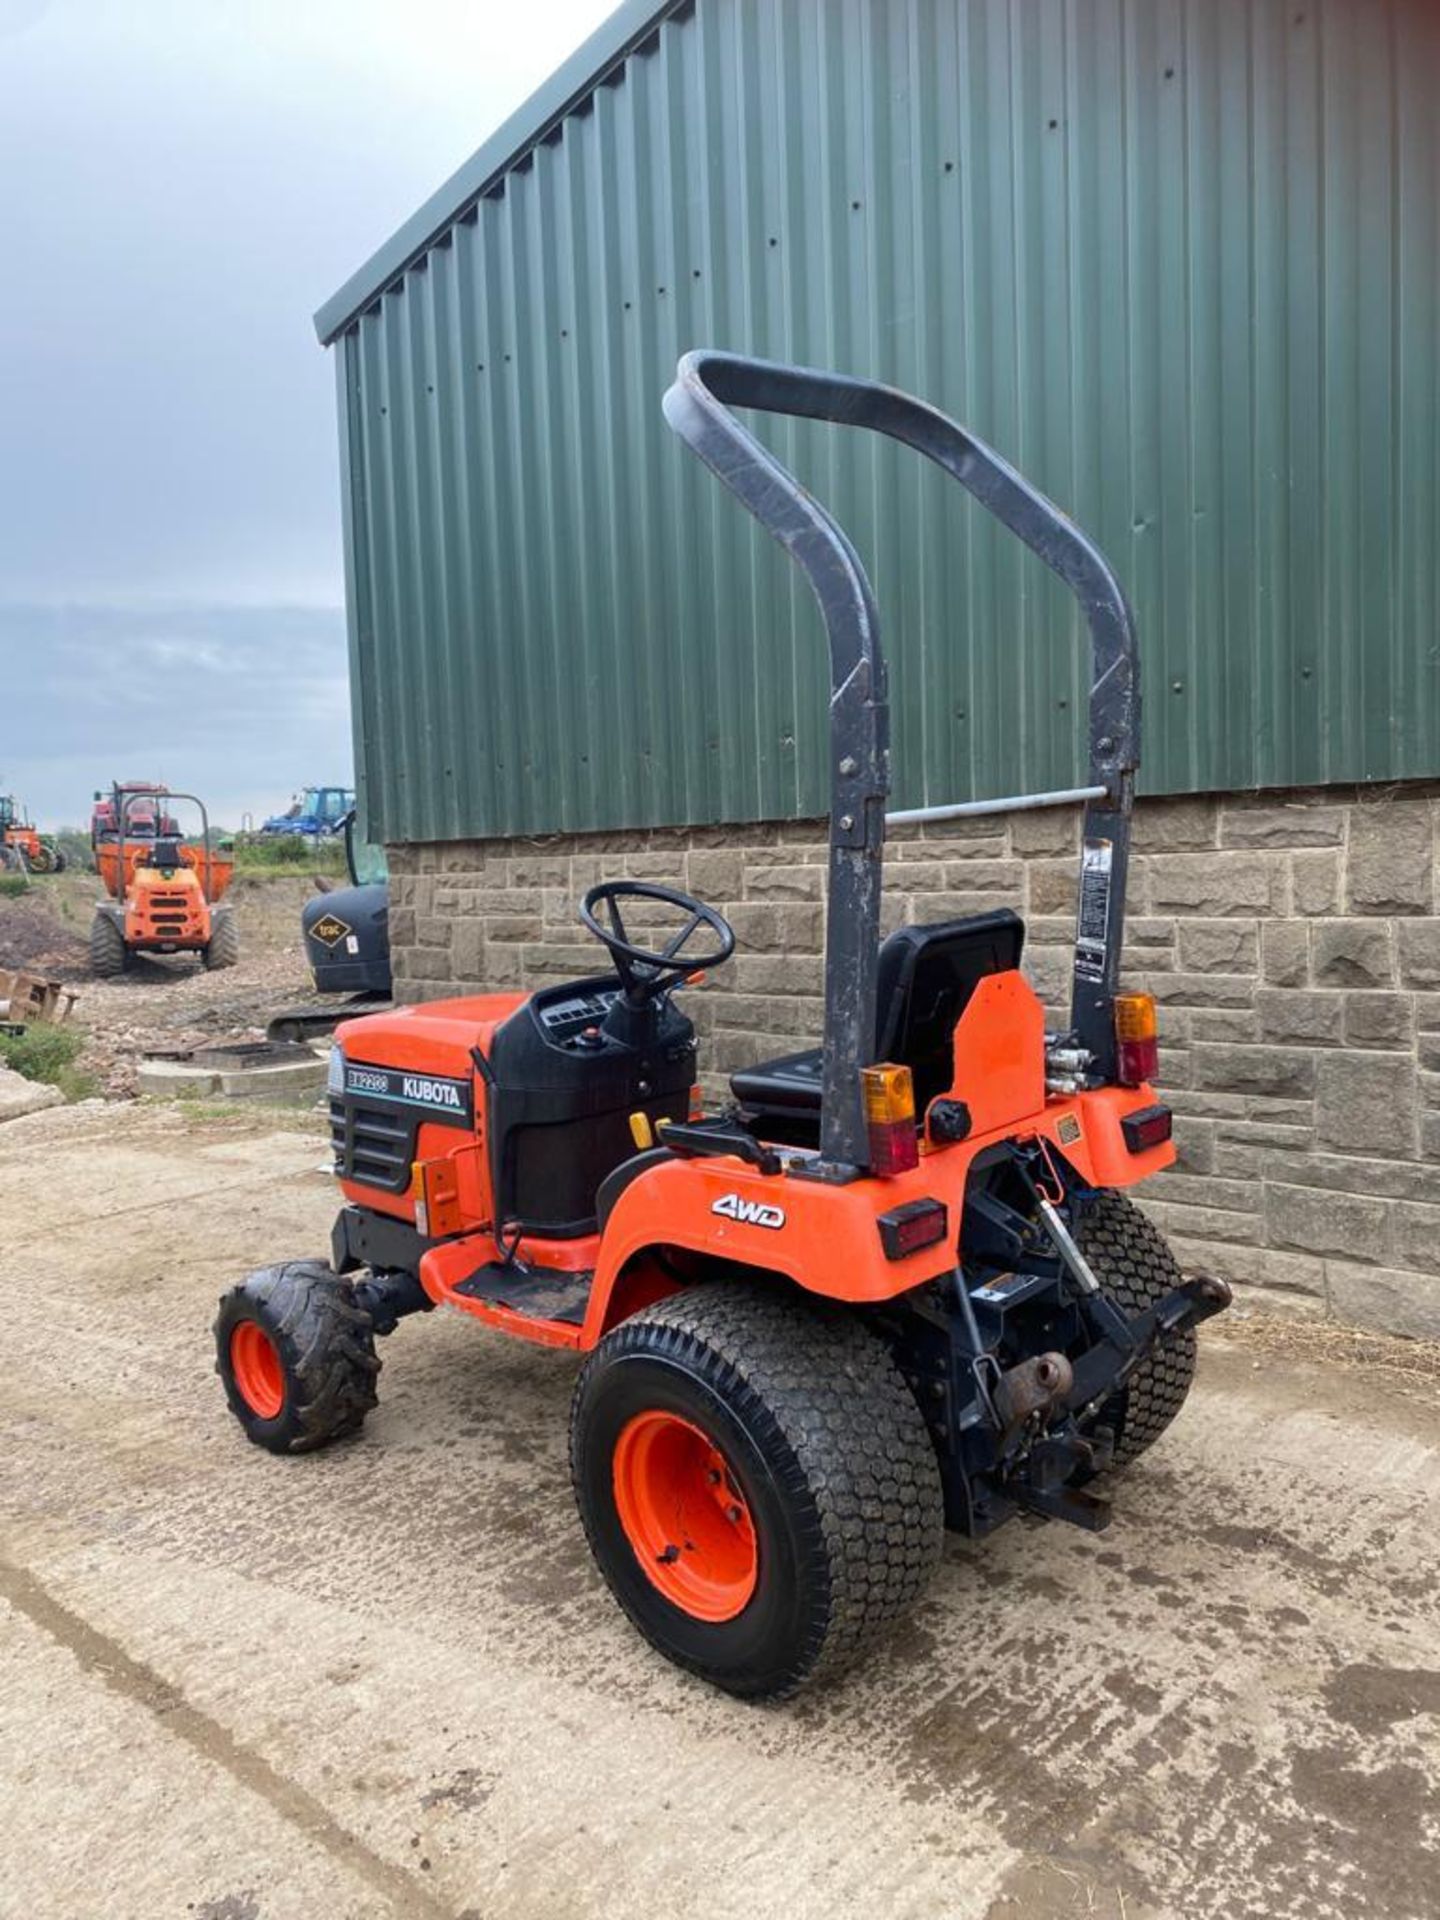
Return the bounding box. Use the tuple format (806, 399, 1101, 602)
(261, 785, 354, 838)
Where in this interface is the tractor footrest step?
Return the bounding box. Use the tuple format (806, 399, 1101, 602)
(452, 1265, 592, 1326)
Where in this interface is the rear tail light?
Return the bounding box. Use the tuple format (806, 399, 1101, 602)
(1114, 992, 1159, 1087)
(877, 1198, 948, 1260)
(861, 1062, 919, 1175)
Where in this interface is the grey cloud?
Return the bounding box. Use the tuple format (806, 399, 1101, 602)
(0, 603, 351, 828)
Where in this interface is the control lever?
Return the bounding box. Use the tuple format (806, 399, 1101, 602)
(657, 1117, 782, 1176)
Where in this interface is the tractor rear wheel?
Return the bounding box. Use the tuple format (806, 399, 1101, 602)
(1077, 1192, 1196, 1468)
(28, 843, 56, 874)
(88, 911, 128, 976)
(203, 911, 240, 970)
(570, 1282, 943, 1699)
(215, 1261, 379, 1453)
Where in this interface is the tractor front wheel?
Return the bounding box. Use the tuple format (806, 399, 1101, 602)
(215, 1261, 379, 1453)
(1077, 1192, 1197, 1468)
(88, 911, 129, 976)
(203, 911, 240, 970)
(570, 1282, 943, 1699)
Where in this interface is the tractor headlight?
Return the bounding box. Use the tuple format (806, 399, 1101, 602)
(327, 1044, 344, 1096)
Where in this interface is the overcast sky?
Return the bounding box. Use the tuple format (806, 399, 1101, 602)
(0, 0, 613, 824)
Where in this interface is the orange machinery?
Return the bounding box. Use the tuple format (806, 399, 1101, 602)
(90, 785, 237, 974)
(213, 354, 1229, 1700)
(0, 794, 65, 874)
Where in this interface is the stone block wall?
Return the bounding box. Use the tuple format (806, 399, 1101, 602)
(386, 781, 1440, 1340)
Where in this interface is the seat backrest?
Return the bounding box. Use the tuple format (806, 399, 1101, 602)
(145, 836, 185, 874)
(874, 909, 1026, 1107)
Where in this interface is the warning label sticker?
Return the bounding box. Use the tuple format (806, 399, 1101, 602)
(1074, 838, 1113, 982)
(310, 912, 353, 948)
(971, 1270, 1034, 1304)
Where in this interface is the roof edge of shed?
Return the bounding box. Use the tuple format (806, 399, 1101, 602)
(313, 0, 683, 347)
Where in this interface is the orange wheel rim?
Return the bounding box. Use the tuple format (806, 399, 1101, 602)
(230, 1321, 285, 1420)
(612, 1410, 759, 1622)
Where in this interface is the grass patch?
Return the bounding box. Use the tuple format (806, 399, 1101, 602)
(0, 1024, 96, 1101)
(233, 835, 347, 876)
(0, 873, 30, 899)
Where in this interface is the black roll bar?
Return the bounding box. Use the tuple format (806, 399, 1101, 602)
(117, 788, 216, 902)
(663, 350, 1140, 1170)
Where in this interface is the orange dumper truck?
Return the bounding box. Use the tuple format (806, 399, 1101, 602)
(89, 784, 237, 974)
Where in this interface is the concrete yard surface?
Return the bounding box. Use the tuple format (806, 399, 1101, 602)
(1, 1101, 1437, 1920)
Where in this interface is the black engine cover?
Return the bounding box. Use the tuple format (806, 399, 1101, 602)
(486, 974, 697, 1237)
(303, 882, 392, 995)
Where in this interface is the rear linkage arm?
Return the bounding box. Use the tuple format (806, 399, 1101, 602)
(1007, 1145, 1235, 1397)
(891, 1148, 1232, 1535)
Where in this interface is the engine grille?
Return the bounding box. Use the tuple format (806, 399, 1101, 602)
(148, 890, 194, 931)
(329, 1097, 416, 1193)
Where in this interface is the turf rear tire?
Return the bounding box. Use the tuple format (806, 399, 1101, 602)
(570, 1282, 943, 1699)
(203, 910, 239, 970)
(215, 1260, 379, 1453)
(88, 910, 128, 976)
(1077, 1192, 1196, 1467)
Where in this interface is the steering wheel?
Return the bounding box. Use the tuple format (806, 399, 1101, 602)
(579, 880, 735, 1004)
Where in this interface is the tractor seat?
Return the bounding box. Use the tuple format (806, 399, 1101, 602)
(730, 909, 1025, 1133)
(145, 837, 185, 873)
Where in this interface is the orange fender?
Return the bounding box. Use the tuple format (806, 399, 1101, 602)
(583, 1151, 961, 1344)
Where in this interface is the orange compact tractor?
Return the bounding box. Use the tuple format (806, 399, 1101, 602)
(216, 355, 1229, 1697)
(90, 785, 237, 974)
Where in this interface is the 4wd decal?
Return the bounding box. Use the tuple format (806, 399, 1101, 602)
(712, 1192, 786, 1230)
(310, 911, 353, 948)
(341, 1062, 474, 1128)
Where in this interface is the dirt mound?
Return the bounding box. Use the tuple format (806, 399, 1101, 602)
(0, 896, 89, 974)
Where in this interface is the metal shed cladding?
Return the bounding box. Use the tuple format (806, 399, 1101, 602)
(320, 0, 1440, 848)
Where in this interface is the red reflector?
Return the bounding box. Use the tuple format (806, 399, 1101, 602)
(877, 1199, 949, 1261)
(1120, 1103, 1173, 1153)
(1117, 1035, 1159, 1087)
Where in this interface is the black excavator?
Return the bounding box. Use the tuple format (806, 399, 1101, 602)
(267, 811, 391, 1043)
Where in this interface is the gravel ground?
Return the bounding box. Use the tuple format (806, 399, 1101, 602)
(0, 870, 324, 1095)
(2, 1099, 1436, 1920)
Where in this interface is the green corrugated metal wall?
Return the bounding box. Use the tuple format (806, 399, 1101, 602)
(332, 0, 1440, 847)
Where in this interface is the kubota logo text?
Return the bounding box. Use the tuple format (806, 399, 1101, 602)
(712, 1193, 786, 1230)
(402, 1074, 463, 1109)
